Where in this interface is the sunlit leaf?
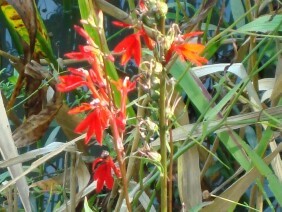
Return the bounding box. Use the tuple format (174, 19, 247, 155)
(0, 0, 53, 58)
(237, 14, 282, 33)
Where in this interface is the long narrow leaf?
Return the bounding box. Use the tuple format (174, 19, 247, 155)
(0, 92, 31, 212)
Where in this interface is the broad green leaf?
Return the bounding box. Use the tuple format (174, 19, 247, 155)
(237, 15, 282, 33)
(230, 0, 245, 28)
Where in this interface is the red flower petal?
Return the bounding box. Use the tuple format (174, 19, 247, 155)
(105, 165, 114, 189)
(182, 31, 204, 39)
(112, 21, 132, 28)
(139, 28, 155, 50)
(64, 52, 85, 60)
(179, 43, 205, 54)
(165, 42, 208, 66)
(165, 43, 176, 63)
(113, 33, 141, 66)
(68, 103, 94, 114)
(74, 107, 110, 145)
(132, 38, 141, 66)
(92, 158, 103, 171)
(92, 156, 121, 193)
(74, 112, 94, 141)
(67, 67, 88, 77)
(176, 43, 208, 66)
(94, 164, 107, 192)
(56, 75, 87, 92)
(73, 25, 99, 49)
(139, 0, 147, 12)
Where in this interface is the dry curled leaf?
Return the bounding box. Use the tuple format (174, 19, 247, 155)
(13, 96, 62, 148)
(30, 171, 70, 192)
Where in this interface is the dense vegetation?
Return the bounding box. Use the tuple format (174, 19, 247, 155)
(0, 0, 282, 211)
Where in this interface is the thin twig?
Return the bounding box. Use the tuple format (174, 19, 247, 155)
(70, 152, 77, 212)
(168, 125, 174, 212)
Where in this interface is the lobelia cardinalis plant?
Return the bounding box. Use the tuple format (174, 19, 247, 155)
(56, 23, 135, 209)
(56, 1, 207, 211)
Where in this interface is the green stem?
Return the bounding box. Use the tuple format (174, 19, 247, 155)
(110, 119, 132, 212)
(127, 0, 137, 20)
(159, 3, 167, 210)
(160, 67, 167, 212)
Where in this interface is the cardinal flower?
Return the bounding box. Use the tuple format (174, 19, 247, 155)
(112, 77, 136, 132)
(112, 21, 154, 66)
(56, 68, 89, 92)
(92, 151, 121, 193)
(165, 31, 208, 66)
(68, 102, 111, 145)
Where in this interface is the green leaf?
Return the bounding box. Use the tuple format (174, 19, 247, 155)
(170, 61, 251, 170)
(237, 15, 282, 33)
(84, 197, 94, 212)
(230, 0, 245, 28)
(204, 82, 241, 120)
(0, 1, 53, 57)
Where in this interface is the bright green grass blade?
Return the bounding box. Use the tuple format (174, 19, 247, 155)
(256, 127, 273, 157)
(237, 134, 282, 205)
(204, 82, 241, 120)
(170, 60, 251, 170)
(171, 59, 282, 204)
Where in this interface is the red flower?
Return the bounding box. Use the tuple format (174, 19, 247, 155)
(71, 105, 111, 145)
(92, 151, 121, 193)
(139, 0, 147, 12)
(114, 33, 141, 66)
(165, 31, 208, 66)
(56, 68, 88, 92)
(112, 77, 136, 131)
(112, 21, 154, 66)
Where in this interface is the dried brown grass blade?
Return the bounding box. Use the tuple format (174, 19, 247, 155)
(0, 142, 72, 168)
(151, 105, 282, 147)
(173, 93, 202, 210)
(29, 153, 90, 194)
(54, 156, 91, 212)
(269, 50, 282, 182)
(0, 92, 31, 212)
(0, 134, 85, 193)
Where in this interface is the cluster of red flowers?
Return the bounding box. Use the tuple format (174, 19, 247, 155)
(56, 25, 134, 192)
(112, 22, 207, 67)
(57, 11, 207, 192)
(57, 25, 135, 145)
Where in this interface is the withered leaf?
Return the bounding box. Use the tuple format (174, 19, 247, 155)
(13, 100, 62, 148)
(30, 170, 70, 192)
